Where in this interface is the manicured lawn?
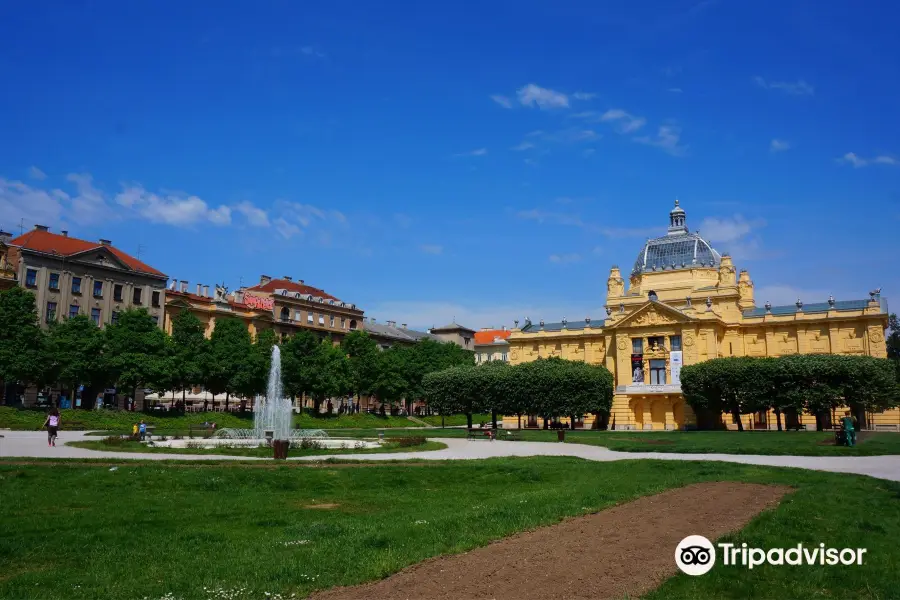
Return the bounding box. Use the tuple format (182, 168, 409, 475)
(0, 458, 898, 599)
(66, 438, 446, 457)
(0, 407, 416, 433)
(418, 413, 494, 427)
(325, 428, 900, 456)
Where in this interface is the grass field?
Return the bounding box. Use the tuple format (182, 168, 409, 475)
(66, 438, 446, 457)
(324, 428, 900, 456)
(0, 407, 416, 433)
(0, 458, 897, 599)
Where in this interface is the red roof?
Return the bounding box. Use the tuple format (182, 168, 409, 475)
(166, 289, 254, 311)
(474, 329, 512, 344)
(10, 229, 166, 277)
(246, 277, 341, 302)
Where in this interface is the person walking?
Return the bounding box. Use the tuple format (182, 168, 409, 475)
(840, 411, 856, 447)
(43, 408, 61, 447)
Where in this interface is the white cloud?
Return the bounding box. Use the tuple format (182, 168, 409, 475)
(510, 141, 535, 151)
(115, 185, 232, 227)
(600, 109, 646, 133)
(633, 125, 687, 156)
(454, 148, 487, 157)
(754, 76, 814, 96)
(754, 285, 836, 307)
(838, 152, 868, 168)
(273, 217, 301, 239)
(572, 92, 597, 100)
(770, 139, 790, 153)
(234, 201, 270, 227)
(516, 83, 569, 109)
(0, 177, 66, 230)
(490, 94, 513, 108)
(28, 166, 47, 180)
(65, 173, 109, 224)
(874, 155, 899, 165)
(420, 244, 443, 255)
(698, 215, 765, 244)
(837, 153, 898, 168)
(365, 300, 606, 331)
(516, 209, 585, 227)
(549, 253, 581, 264)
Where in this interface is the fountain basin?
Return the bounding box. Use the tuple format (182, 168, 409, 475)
(149, 438, 381, 450)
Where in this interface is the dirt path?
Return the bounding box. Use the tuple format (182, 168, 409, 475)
(310, 482, 790, 600)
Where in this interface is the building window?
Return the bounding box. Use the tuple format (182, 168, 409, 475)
(307, 313, 313, 324)
(501, 352, 508, 362)
(318, 314, 325, 325)
(329, 315, 335, 327)
(111, 311, 119, 325)
(25, 269, 37, 287)
(113, 284, 123, 302)
(349, 319, 357, 330)
(48, 273, 60, 290)
(69, 304, 79, 319)
(341, 317, 346, 329)
(670, 335, 682, 351)
(72, 277, 82, 294)
(93, 281, 103, 298)
(91, 307, 101, 325)
(632, 338, 643, 354)
(151, 291, 160, 307)
(280, 307, 290, 322)
(46, 302, 57, 324)
(295, 310, 302, 321)
(649, 336, 665, 349)
(464, 337, 470, 348)
(133, 288, 142, 304)
(649, 359, 666, 385)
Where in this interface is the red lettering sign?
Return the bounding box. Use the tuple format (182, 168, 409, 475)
(244, 293, 273, 311)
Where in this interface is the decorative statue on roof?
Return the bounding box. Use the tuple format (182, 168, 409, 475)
(214, 284, 229, 302)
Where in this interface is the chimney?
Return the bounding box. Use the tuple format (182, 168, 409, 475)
(60, 230, 68, 237)
(284, 276, 292, 281)
(299, 279, 305, 285)
(401, 323, 407, 329)
(180, 280, 188, 293)
(196, 283, 202, 296)
(371, 318, 376, 324)
(387, 320, 395, 327)
(0, 230, 10, 244)
(202, 285, 209, 297)
(35, 224, 49, 232)
(169, 279, 177, 291)
(260, 274, 272, 286)
(99, 239, 111, 246)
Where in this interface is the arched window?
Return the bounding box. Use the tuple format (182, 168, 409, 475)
(349, 319, 357, 330)
(279, 307, 289, 322)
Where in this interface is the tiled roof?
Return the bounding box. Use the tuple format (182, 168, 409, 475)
(431, 322, 476, 333)
(364, 321, 438, 343)
(474, 329, 512, 344)
(247, 278, 341, 303)
(741, 298, 882, 318)
(520, 319, 606, 333)
(10, 229, 165, 277)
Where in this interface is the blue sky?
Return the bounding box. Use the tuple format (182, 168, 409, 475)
(1, 0, 898, 330)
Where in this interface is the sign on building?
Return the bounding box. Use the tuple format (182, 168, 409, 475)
(244, 293, 274, 311)
(670, 351, 683, 385)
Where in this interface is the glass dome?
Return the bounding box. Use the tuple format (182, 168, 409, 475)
(630, 200, 722, 276)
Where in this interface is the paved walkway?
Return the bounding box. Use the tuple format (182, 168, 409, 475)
(2, 431, 899, 482)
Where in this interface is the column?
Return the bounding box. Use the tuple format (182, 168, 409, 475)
(642, 397, 652, 431)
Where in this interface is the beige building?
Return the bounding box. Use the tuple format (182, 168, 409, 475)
(428, 322, 476, 350)
(0, 230, 17, 290)
(474, 327, 511, 363)
(8, 225, 167, 328)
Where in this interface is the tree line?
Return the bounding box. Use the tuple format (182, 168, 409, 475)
(680, 354, 900, 431)
(423, 357, 615, 429)
(0, 287, 473, 412)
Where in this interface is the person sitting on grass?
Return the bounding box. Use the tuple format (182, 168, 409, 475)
(840, 411, 856, 447)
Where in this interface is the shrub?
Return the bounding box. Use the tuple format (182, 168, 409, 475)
(185, 441, 204, 449)
(101, 436, 125, 446)
(296, 438, 323, 450)
(396, 436, 426, 447)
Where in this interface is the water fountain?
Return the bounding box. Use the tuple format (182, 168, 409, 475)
(150, 345, 379, 450)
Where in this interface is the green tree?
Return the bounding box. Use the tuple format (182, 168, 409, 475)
(422, 365, 480, 427)
(373, 347, 409, 415)
(0, 287, 47, 393)
(103, 309, 168, 409)
(887, 314, 900, 362)
(169, 310, 209, 406)
(206, 317, 252, 411)
(46, 315, 106, 408)
(307, 338, 351, 413)
(341, 330, 379, 411)
(282, 331, 319, 409)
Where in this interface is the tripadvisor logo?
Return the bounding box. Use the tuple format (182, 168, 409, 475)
(675, 536, 868, 575)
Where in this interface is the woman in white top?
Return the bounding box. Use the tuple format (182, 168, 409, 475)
(43, 408, 60, 447)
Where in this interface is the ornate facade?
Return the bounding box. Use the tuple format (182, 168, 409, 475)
(505, 201, 892, 431)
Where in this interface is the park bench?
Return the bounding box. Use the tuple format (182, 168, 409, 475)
(467, 428, 495, 441)
(188, 423, 216, 439)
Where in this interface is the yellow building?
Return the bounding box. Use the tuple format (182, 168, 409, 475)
(505, 201, 893, 431)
